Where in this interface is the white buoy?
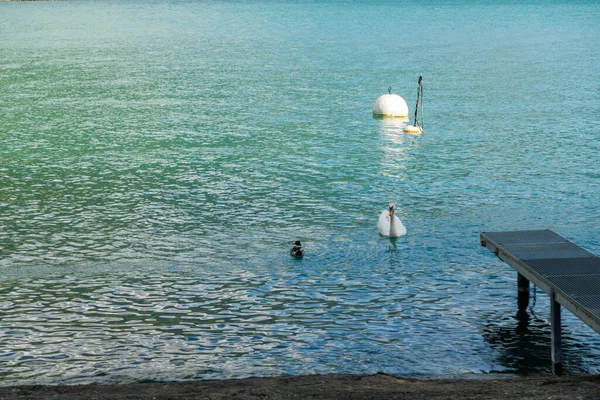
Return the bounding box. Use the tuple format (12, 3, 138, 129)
(372, 89, 409, 118)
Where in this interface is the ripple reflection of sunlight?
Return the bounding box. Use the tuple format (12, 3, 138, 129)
(379, 118, 408, 144)
(378, 118, 422, 177)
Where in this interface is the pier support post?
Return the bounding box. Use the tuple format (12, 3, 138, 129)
(551, 291, 562, 375)
(517, 273, 530, 318)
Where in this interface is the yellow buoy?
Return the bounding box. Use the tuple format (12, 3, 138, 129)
(372, 88, 409, 119)
(404, 74, 424, 134)
(403, 124, 423, 135)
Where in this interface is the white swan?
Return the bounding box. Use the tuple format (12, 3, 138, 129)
(377, 202, 407, 237)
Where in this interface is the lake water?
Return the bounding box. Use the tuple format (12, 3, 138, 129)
(1, 0, 600, 386)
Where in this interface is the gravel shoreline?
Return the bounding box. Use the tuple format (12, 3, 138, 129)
(1, 373, 599, 399)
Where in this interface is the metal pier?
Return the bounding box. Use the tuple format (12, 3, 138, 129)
(480, 229, 600, 375)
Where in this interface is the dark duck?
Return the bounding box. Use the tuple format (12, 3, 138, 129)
(290, 241, 304, 257)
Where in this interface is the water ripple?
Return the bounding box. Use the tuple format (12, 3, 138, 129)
(2, 0, 600, 386)
(0, 266, 599, 385)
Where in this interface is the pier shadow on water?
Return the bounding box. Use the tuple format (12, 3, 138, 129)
(481, 311, 597, 374)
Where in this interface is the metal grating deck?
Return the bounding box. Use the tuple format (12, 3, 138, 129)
(481, 229, 600, 334)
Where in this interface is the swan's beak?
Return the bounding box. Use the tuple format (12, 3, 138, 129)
(389, 207, 394, 216)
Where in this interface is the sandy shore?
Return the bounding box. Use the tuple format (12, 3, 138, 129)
(1, 373, 599, 399)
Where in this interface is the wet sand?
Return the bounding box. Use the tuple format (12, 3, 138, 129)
(1, 373, 599, 399)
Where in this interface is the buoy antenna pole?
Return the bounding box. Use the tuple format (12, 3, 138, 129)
(388, 86, 392, 94)
(413, 75, 422, 127)
(411, 74, 424, 131)
(401, 75, 424, 134)
(419, 74, 424, 130)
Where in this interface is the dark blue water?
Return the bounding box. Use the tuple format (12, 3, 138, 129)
(1, 0, 599, 385)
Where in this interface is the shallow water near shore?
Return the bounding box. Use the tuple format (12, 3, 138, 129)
(1, 0, 600, 386)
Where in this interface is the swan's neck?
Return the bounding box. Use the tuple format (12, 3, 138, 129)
(389, 211, 397, 236)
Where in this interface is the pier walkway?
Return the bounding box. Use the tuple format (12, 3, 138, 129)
(480, 229, 600, 375)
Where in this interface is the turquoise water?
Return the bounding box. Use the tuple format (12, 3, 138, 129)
(1, 0, 600, 386)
